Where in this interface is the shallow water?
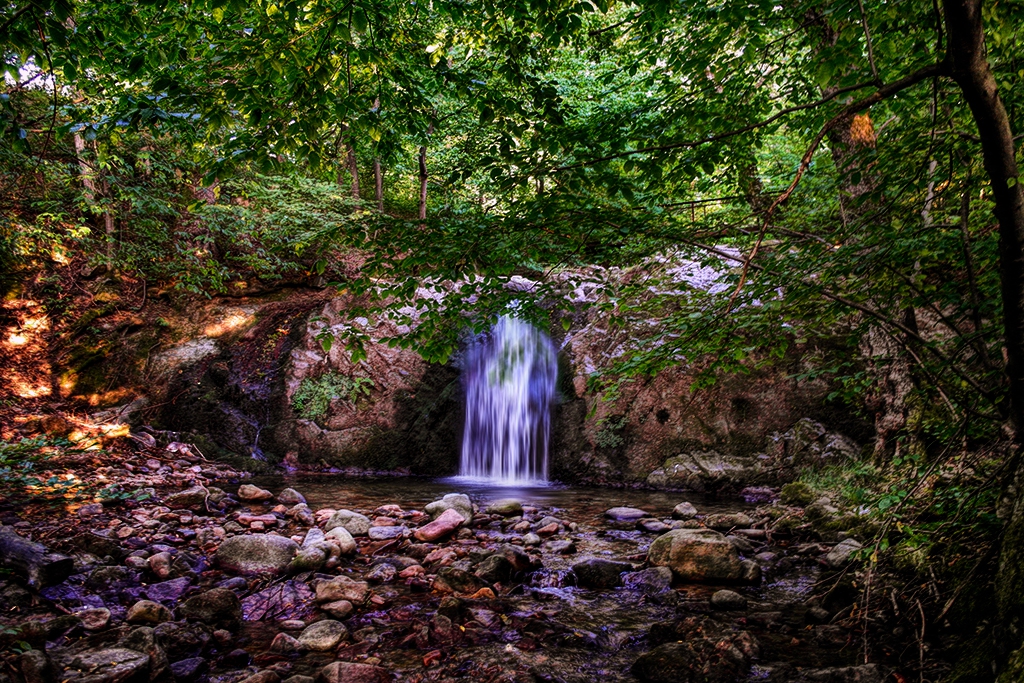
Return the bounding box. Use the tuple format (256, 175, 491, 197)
(240, 475, 847, 681)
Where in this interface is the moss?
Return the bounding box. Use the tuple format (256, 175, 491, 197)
(780, 481, 816, 506)
(997, 647, 1024, 683)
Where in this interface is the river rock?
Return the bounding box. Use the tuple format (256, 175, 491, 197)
(324, 510, 372, 537)
(631, 642, 697, 682)
(289, 546, 328, 574)
(277, 488, 307, 506)
(414, 508, 465, 542)
(542, 540, 577, 554)
(320, 600, 354, 619)
(485, 499, 523, 516)
(710, 589, 748, 611)
(153, 621, 212, 660)
(434, 567, 488, 594)
(672, 502, 698, 519)
(270, 632, 305, 653)
(298, 620, 348, 650)
(638, 518, 671, 533)
(144, 577, 192, 604)
(474, 554, 514, 583)
(78, 607, 111, 631)
(366, 563, 397, 583)
(148, 552, 173, 580)
(315, 577, 369, 605)
(324, 526, 357, 554)
(623, 566, 674, 594)
(169, 658, 207, 681)
(796, 664, 883, 682)
(239, 671, 280, 683)
(647, 528, 744, 582)
(368, 526, 406, 541)
(238, 485, 274, 502)
(703, 512, 753, 530)
(604, 507, 648, 522)
(424, 493, 473, 523)
(18, 649, 55, 683)
(65, 648, 150, 683)
(572, 559, 632, 589)
(318, 661, 389, 683)
(165, 487, 208, 510)
(825, 539, 863, 568)
(522, 532, 541, 546)
(126, 600, 172, 625)
(177, 588, 242, 628)
(214, 534, 299, 575)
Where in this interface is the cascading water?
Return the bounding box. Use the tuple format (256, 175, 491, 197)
(459, 315, 558, 484)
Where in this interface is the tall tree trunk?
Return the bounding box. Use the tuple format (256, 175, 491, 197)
(418, 144, 428, 221)
(943, 0, 1024, 676)
(373, 158, 383, 211)
(72, 133, 96, 203)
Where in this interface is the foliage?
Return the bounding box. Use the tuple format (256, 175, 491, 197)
(594, 414, 627, 449)
(292, 372, 376, 421)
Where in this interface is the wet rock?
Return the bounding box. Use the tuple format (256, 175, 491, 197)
(710, 589, 747, 611)
(237, 485, 273, 502)
(153, 621, 213, 660)
(270, 632, 305, 653)
(433, 567, 488, 594)
(277, 488, 307, 506)
(632, 642, 697, 682)
(315, 577, 370, 605)
(289, 546, 328, 574)
(239, 671, 281, 683)
(726, 535, 756, 555)
(647, 528, 744, 582)
(522, 533, 541, 546)
(284, 677, 315, 683)
(317, 661, 389, 683)
(542, 540, 576, 554)
(535, 522, 559, 535)
(425, 493, 473, 523)
(366, 563, 397, 583)
(414, 508, 465, 542)
(165, 487, 208, 511)
(177, 588, 242, 628)
(637, 518, 671, 533)
(632, 631, 759, 683)
(367, 526, 406, 541)
(474, 554, 513, 583)
(127, 600, 173, 625)
(703, 512, 753, 530)
(740, 560, 761, 584)
(672, 502, 698, 519)
(287, 504, 315, 526)
(324, 510, 372, 537)
(169, 658, 207, 682)
(145, 577, 192, 604)
(118, 625, 169, 680)
(485, 499, 523, 516)
(78, 607, 111, 631)
(320, 600, 354, 619)
(604, 507, 649, 522)
(324, 527, 357, 554)
(214, 535, 298, 575)
(148, 552, 173, 580)
(66, 648, 150, 683)
(298, 620, 348, 651)
(303, 528, 326, 547)
(623, 566, 673, 594)
(780, 482, 816, 506)
(571, 559, 632, 589)
(87, 565, 132, 588)
(796, 664, 884, 682)
(825, 539, 863, 568)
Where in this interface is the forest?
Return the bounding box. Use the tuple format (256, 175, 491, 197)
(2, 0, 1024, 681)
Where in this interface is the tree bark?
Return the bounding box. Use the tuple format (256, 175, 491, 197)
(418, 144, 428, 221)
(942, 0, 1024, 674)
(373, 158, 383, 211)
(0, 526, 74, 588)
(347, 143, 360, 199)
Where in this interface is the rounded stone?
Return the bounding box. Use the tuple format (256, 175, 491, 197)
(647, 528, 744, 582)
(214, 534, 299, 575)
(710, 589, 748, 611)
(126, 600, 172, 625)
(297, 619, 348, 651)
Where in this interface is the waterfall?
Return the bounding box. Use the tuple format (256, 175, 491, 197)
(459, 315, 557, 483)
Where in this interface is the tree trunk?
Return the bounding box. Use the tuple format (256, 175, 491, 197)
(373, 158, 383, 211)
(72, 133, 95, 203)
(942, 0, 1024, 675)
(418, 145, 428, 221)
(0, 526, 74, 588)
(347, 143, 360, 199)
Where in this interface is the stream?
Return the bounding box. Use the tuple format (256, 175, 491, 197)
(239, 475, 850, 682)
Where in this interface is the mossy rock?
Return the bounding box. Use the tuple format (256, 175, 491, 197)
(780, 482, 816, 506)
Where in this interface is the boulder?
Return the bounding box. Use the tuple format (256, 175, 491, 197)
(126, 600, 172, 625)
(177, 588, 242, 628)
(324, 510, 372, 537)
(288, 546, 328, 574)
(672, 502, 699, 519)
(315, 577, 369, 605)
(485, 499, 523, 516)
(414, 508, 464, 542)
(277, 488, 307, 506)
(214, 534, 298, 575)
(604, 507, 649, 522)
(298, 620, 348, 651)
(324, 527, 357, 554)
(571, 559, 632, 589)
(623, 567, 674, 595)
(424, 494, 473, 523)
(647, 528, 744, 582)
(238, 484, 274, 502)
(825, 539, 863, 568)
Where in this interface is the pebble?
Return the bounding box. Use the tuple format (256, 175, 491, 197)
(604, 507, 649, 522)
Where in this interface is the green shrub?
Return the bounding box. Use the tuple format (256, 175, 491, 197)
(292, 372, 375, 421)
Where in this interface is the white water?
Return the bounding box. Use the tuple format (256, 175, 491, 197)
(459, 316, 558, 484)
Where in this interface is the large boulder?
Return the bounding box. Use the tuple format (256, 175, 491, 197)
(214, 534, 298, 575)
(324, 510, 372, 537)
(424, 493, 473, 523)
(647, 529, 744, 582)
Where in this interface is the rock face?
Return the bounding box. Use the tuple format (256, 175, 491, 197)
(647, 529, 744, 582)
(214, 534, 299, 575)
